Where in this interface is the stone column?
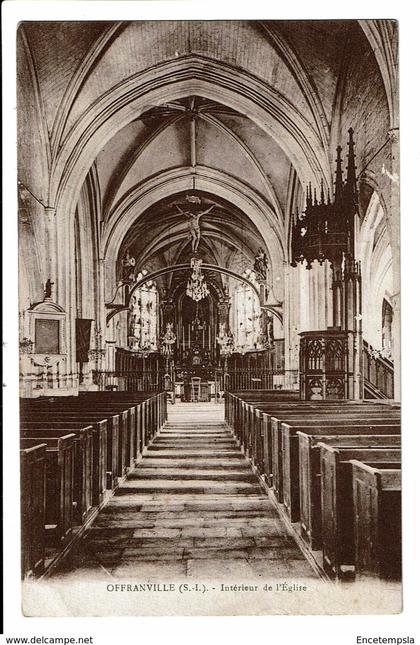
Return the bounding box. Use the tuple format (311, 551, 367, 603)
(44, 206, 58, 297)
(217, 297, 230, 329)
(106, 340, 116, 372)
(98, 258, 107, 372)
(313, 265, 320, 329)
(283, 262, 299, 390)
(388, 128, 400, 401)
(332, 266, 343, 329)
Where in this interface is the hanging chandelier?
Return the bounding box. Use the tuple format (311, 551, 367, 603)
(186, 258, 209, 302)
(291, 128, 358, 270)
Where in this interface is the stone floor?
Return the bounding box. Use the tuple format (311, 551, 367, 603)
(53, 403, 318, 581)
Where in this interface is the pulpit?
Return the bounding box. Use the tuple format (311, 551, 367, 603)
(299, 329, 349, 400)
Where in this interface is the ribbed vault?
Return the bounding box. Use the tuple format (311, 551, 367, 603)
(16, 18, 398, 396)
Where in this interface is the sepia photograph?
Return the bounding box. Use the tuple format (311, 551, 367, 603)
(8, 9, 411, 624)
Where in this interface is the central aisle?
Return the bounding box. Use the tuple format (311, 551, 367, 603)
(54, 403, 318, 581)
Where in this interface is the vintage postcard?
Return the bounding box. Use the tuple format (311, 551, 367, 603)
(3, 3, 418, 637)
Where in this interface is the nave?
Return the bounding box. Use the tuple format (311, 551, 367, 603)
(17, 19, 401, 615)
(21, 391, 401, 617)
(52, 404, 316, 582)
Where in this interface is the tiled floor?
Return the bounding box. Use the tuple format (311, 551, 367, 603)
(53, 403, 318, 581)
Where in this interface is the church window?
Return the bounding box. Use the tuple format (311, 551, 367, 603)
(128, 277, 158, 352)
(233, 271, 262, 351)
(382, 298, 393, 359)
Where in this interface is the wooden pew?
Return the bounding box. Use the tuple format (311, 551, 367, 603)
(239, 402, 399, 481)
(269, 411, 398, 503)
(238, 400, 399, 464)
(18, 392, 166, 579)
(20, 443, 46, 578)
(320, 445, 401, 580)
(79, 391, 167, 447)
(87, 392, 142, 462)
(233, 400, 399, 486)
(24, 390, 166, 461)
(21, 401, 132, 479)
(23, 408, 125, 479)
(106, 391, 166, 447)
(21, 418, 106, 506)
(21, 410, 119, 492)
(243, 402, 399, 476)
(281, 418, 401, 521)
(228, 393, 398, 441)
(228, 391, 300, 421)
(21, 425, 94, 525)
(78, 393, 160, 457)
(20, 435, 75, 545)
(231, 390, 300, 399)
(262, 408, 395, 490)
(103, 391, 167, 443)
(230, 398, 399, 493)
(245, 401, 398, 466)
(256, 404, 389, 477)
(271, 417, 284, 501)
(270, 412, 381, 500)
(297, 432, 401, 549)
(21, 391, 167, 487)
(79, 392, 163, 456)
(227, 391, 301, 439)
(351, 460, 402, 581)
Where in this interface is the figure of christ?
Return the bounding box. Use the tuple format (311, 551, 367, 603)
(176, 204, 215, 253)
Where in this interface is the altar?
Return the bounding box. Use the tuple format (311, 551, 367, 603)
(174, 365, 216, 402)
(181, 380, 212, 402)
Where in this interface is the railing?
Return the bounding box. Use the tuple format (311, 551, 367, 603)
(363, 341, 394, 399)
(93, 367, 295, 397)
(93, 369, 166, 392)
(214, 368, 292, 393)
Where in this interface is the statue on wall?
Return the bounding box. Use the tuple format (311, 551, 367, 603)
(257, 309, 274, 349)
(253, 247, 268, 282)
(122, 249, 136, 283)
(44, 278, 54, 300)
(176, 203, 215, 253)
(161, 322, 176, 357)
(162, 322, 176, 344)
(216, 322, 233, 352)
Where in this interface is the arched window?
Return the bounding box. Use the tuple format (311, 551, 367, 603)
(233, 271, 262, 351)
(382, 298, 393, 359)
(359, 192, 394, 358)
(128, 274, 158, 352)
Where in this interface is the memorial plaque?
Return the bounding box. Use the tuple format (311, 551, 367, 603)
(34, 319, 59, 354)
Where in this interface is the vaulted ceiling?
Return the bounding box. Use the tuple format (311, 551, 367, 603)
(18, 20, 395, 287)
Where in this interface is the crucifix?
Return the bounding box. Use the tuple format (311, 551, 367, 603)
(175, 203, 215, 253)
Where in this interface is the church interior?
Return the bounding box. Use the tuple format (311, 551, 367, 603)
(17, 20, 401, 607)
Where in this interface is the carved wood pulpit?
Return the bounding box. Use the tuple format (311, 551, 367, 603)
(299, 329, 349, 400)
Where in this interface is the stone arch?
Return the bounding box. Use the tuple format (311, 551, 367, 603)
(358, 20, 398, 130)
(50, 55, 331, 221)
(103, 166, 286, 303)
(106, 263, 262, 324)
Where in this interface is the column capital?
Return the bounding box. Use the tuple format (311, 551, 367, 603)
(387, 128, 399, 144)
(44, 205, 57, 224)
(389, 291, 400, 310)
